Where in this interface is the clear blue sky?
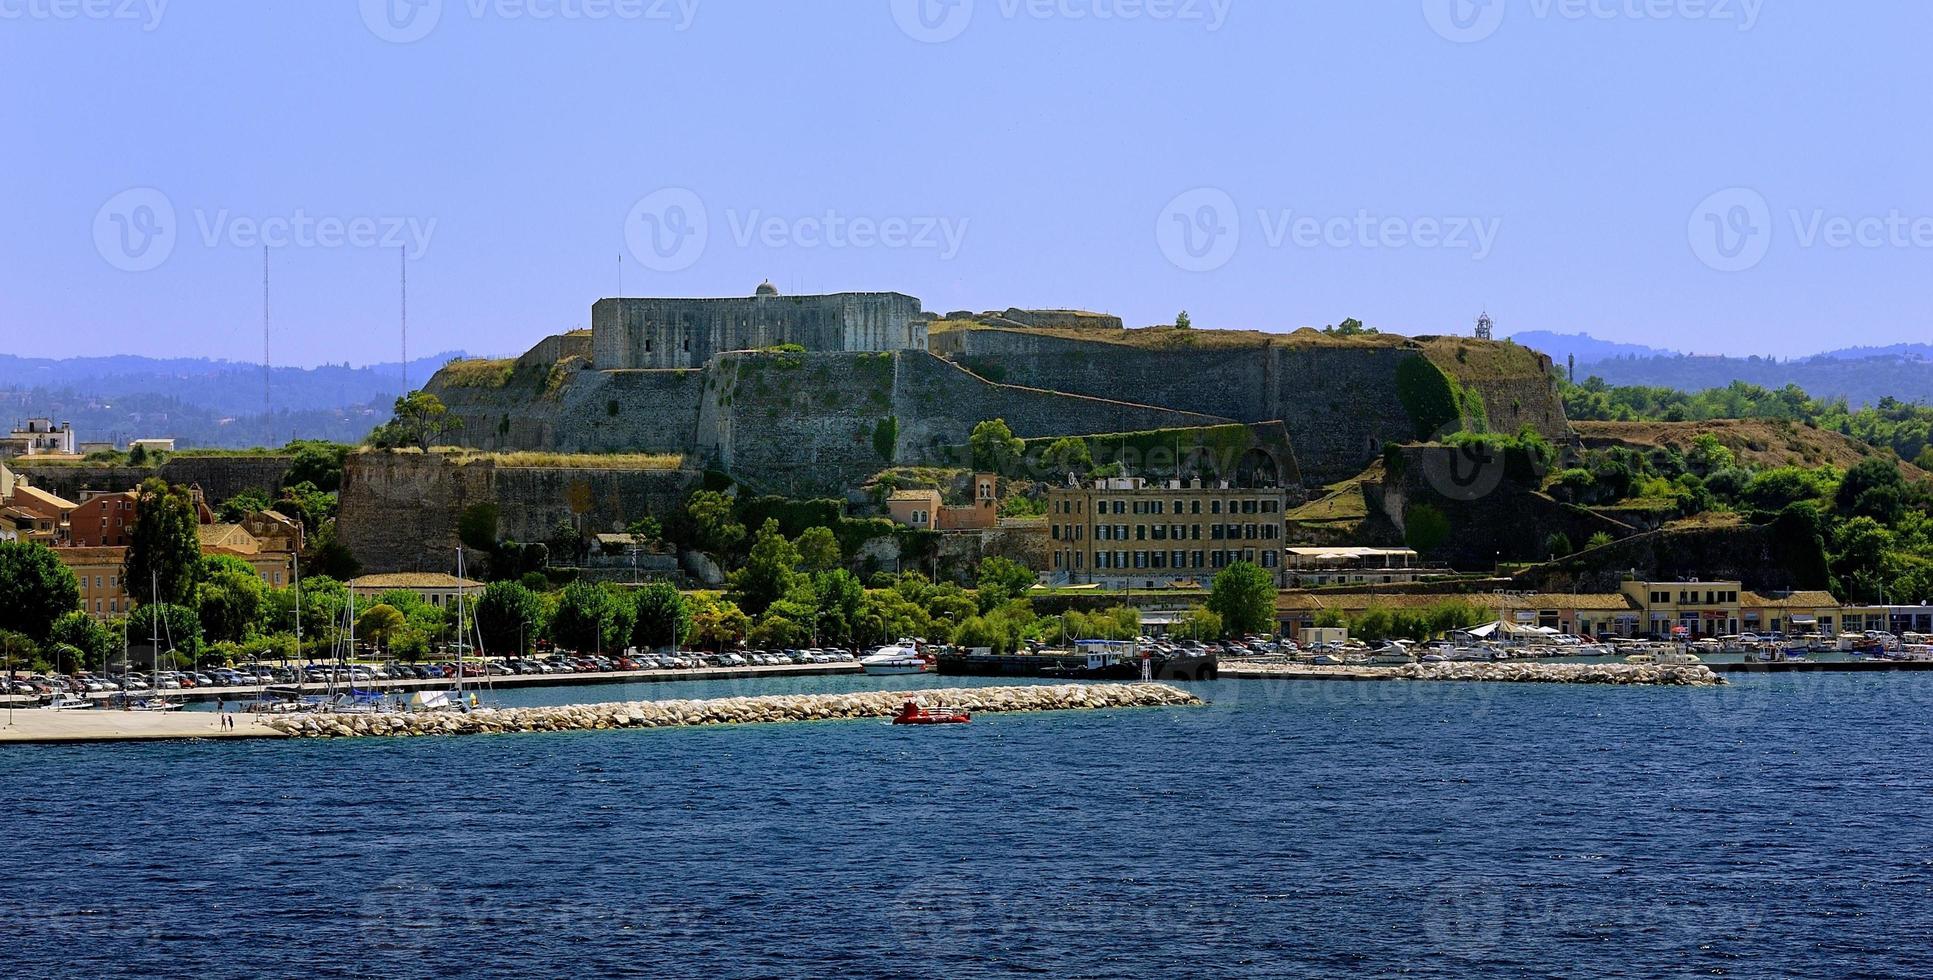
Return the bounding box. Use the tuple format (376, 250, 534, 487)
(4, 1, 1929, 366)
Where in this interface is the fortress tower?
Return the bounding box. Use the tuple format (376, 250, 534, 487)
(591, 282, 925, 369)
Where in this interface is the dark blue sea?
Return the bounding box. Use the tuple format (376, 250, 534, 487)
(5, 673, 1932, 979)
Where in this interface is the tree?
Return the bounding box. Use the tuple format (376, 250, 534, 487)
(974, 556, 1036, 612)
(795, 525, 844, 574)
(0, 542, 81, 643)
(631, 581, 691, 650)
(1171, 605, 1222, 641)
(1585, 531, 1616, 551)
(1175, 310, 1192, 330)
(356, 604, 407, 652)
(474, 580, 542, 657)
(137, 602, 203, 665)
(48, 611, 111, 667)
(283, 441, 349, 492)
(969, 419, 1024, 474)
(1040, 437, 1094, 479)
(689, 595, 750, 650)
(812, 570, 867, 645)
(373, 391, 460, 450)
(681, 490, 746, 557)
(548, 581, 628, 653)
(729, 519, 801, 617)
(216, 486, 274, 524)
(1836, 458, 1907, 523)
(1544, 532, 1575, 559)
(1206, 561, 1275, 638)
(195, 555, 268, 644)
(125, 479, 202, 606)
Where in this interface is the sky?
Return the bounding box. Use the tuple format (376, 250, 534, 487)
(2, 1, 1930, 366)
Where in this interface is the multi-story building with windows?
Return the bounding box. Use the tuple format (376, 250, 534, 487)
(1044, 476, 1289, 589)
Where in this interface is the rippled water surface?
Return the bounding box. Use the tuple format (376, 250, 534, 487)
(4, 674, 1932, 978)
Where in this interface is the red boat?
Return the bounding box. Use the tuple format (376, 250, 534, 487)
(891, 699, 971, 725)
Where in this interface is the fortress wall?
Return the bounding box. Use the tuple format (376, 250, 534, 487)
(1422, 339, 1570, 443)
(426, 366, 705, 456)
(938, 329, 1273, 421)
(936, 329, 1434, 483)
(336, 451, 700, 573)
(697, 351, 1227, 495)
(592, 293, 923, 370)
(12, 456, 294, 503)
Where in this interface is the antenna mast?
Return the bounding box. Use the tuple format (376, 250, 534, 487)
(400, 247, 409, 392)
(263, 246, 271, 417)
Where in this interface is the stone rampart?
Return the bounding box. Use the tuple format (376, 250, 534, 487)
(336, 451, 701, 573)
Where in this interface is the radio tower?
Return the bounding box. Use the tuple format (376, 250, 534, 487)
(1475, 311, 1494, 341)
(263, 246, 272, 417)
(400, 247, 409, 392)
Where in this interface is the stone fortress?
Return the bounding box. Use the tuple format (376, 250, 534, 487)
(422, 283, 1570, 496)
(593, 281, 925, 369)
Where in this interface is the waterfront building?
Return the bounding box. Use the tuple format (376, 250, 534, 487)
(1045, 476, 1289, 590)
(1285, 547, 1424, 587)
(347, 572, 486, 610)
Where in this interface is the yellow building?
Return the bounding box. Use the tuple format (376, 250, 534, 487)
(1044, 476, 1288, 589)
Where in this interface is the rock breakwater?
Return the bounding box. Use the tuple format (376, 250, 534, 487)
(1226, 661, 1725, 686)
(259, 683, 1203, 739)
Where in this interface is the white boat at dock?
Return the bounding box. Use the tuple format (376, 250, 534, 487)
(861, 641, 932, 676)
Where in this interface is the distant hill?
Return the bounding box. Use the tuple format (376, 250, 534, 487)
(1506, 331, 1678, 364)
(1505, 332, 1931, 407)
(0, 352, 467, 448)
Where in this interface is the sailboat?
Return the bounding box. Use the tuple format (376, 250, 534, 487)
(412, 548, 483, 713)
(120, 609, 181, 711)
(329, 586, 386, 714)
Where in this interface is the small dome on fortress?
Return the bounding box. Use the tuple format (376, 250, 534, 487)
(755, 280, 779, 297)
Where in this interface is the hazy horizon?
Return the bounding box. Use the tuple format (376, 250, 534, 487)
(6, 2, 1931, 365)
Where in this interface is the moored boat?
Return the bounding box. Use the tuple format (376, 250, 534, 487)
(861, 641, 932, 676)
(891, 699, 970, 725)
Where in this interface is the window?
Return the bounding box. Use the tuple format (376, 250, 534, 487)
(1191, 500, 1201, 515)
(1211, 500, 1222, 515)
